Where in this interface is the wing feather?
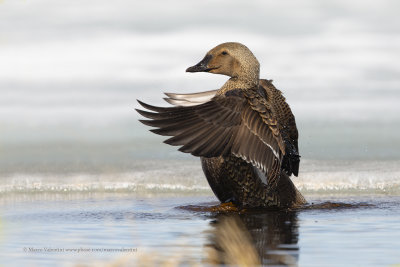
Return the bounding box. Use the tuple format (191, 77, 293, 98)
(259, 79, 300, 177)
(164, 89, 217, 100)
(137, 90, 285, 188)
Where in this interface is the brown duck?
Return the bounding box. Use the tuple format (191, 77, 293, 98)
(136, 42, 306, 209)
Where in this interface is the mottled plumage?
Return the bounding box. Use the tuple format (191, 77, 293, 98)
(136, 42, 306, 208)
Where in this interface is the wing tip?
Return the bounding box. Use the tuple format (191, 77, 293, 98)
(137, 99, 169, 112)
(163, 97, 176, 106)
(164, 92, 175, 99)
(135, 108, 159, 119)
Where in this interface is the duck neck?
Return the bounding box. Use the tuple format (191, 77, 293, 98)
(218, 75, 259, 95)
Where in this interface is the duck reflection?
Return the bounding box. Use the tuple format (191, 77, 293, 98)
(205, 211, 299, 267)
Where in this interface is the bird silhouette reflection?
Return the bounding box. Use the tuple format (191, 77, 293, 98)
(206, 211, 299, 266)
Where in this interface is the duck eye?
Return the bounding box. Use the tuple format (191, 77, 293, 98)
(221, 51, 228, 55)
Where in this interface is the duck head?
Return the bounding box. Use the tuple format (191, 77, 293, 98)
(186, 42, 260, 85)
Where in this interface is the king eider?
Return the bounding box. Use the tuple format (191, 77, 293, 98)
(136, 42, 306, 209)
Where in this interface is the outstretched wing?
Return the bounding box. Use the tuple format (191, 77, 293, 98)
(259, 79, 300, 176)
(136, 92, 285, 186)
(161, 82, 300, 177)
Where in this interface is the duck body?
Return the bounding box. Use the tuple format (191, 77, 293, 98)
(137, 42, 306, 209)
(200, 80, 305, 208)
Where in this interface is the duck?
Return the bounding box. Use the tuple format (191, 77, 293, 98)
(136, 42, 306, 209)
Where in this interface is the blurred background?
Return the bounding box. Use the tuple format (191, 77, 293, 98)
(1, 0, 399, 176)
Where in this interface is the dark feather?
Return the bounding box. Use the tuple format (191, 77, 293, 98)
(137, 90, 286, 188)
(259, 79, 300, 177)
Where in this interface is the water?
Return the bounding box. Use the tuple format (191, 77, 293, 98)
(1, 159, 400, 266)
(1, 0, 400, 266)
(1, 194, 400, 266)
(1, 159, 400, 195)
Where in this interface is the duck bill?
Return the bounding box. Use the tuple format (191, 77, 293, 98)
(186, 54, 212, 72)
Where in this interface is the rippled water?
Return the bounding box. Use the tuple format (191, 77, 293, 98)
(1, 194, 400, 267)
